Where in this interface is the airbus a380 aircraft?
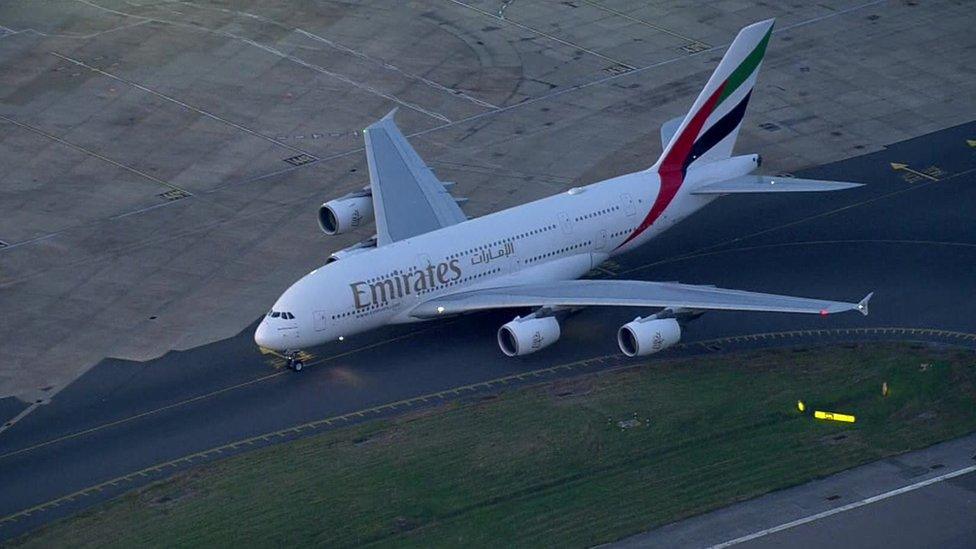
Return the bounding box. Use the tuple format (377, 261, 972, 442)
(256, 19, 872, 371)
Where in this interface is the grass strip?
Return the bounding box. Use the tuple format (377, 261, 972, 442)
(12, 343, 976, 548)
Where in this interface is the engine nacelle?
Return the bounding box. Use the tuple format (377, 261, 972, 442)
(497, 316, 560, 357)
(318, 194, 374, 235)
(617, 318, 681, 357)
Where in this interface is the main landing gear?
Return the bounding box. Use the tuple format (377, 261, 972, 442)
(285, 351, 304, 372)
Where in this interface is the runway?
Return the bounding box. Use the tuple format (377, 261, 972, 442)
(1, 120, 975, 540)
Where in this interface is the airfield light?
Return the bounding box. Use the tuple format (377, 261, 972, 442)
(796, 400, 805, 413)
(437, 306, 445, 314)
(338, 336, 345, 342)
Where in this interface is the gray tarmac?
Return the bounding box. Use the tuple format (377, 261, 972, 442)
(1, 0, 976, 544)
(2, 0, 974, 400)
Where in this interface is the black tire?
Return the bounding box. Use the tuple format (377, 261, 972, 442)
(293, 360, 304, 372)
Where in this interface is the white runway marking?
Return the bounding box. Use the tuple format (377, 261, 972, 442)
(49, 51, 318, 157)
(293, 28, 500, 110)
(236, 37, 451, 123)
(73, 0, 451, 122)
(0, 113, 193, 197)
(15, 19, 150, 40)
(710, 464, 976, 548)
(167, 1, 501, 110)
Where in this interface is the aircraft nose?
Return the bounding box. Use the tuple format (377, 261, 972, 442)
(254, 320, 277, 349)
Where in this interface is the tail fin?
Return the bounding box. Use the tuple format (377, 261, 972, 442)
(655, 18, 773, 173)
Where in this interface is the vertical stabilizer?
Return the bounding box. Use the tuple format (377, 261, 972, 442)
(656, 18, 773, 173)
(618, 19, 773, 249)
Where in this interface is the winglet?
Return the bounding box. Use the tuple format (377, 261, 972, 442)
(857, 292, 873, 316)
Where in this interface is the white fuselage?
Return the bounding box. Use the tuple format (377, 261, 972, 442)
(254, 155, 759, 351)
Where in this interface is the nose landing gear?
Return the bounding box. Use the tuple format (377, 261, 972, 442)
(285, 351, 304, 372)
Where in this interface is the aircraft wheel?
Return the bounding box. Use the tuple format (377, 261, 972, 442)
(292, 360, 304, 372)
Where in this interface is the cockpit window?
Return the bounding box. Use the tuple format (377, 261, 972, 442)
(271, 312, 280, 318)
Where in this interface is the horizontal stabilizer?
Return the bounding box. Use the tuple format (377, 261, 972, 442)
(692, 175, 863, 194)
(857, 292, 873, 316)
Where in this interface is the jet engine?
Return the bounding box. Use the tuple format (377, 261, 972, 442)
(318, 192, 374, 235)
(497, 316, 560, 357)
(617, 318, 681, 357)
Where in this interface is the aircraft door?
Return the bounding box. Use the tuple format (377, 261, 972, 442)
(620, 193, 636, 216)
(596, 229, 607, 250)
(558, 212, 573, 234)
(313, 310, 328, 332)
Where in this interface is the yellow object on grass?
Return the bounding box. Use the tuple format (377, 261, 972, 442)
(814, 410, 856, 423)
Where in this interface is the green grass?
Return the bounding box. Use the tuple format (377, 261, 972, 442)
(13, 343, 976, 548)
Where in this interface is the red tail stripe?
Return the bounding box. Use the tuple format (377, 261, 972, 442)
(618, 82, 727, 248)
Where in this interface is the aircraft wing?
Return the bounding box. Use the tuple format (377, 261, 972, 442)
(692, 175, 863, 194)
(410, 279, 871, 319)
(364, 110, 467, 246)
